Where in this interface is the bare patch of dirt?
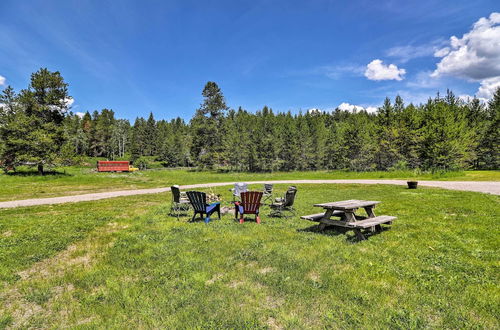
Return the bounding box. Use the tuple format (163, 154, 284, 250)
(257, 267, 275, 274)
(228, 280, 245, 289)
(10, 298, 44, 329)
(206, 274, 224, 285)
(265, 295, 284, 309)
(307, 271, 321, 283)
(2, 230, 12, 237)
(266, 317, 283, 330)
(3, 222, 130, 328)
(17, 222, 127, 281)
(74, 316, 96, 326)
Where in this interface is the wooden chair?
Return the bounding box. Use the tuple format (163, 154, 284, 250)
(186, 191, 221, 223)
(269, 186, 297, 218)
(235, 191, 263, 224)
(170, 185, 190, 219)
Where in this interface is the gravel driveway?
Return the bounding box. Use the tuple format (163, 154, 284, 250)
(0, 180, 498, 209)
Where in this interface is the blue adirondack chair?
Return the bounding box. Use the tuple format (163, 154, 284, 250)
(186, 191, 221, 223)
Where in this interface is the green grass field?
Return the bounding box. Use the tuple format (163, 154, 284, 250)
(1, 184, 498, 328)
(0, 166, 499, 201)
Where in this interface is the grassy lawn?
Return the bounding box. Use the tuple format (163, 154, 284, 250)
(1, 184, 498, 328)
(0, 166, 499, 202)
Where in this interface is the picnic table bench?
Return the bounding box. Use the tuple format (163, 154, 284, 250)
(301, 199, 396, 240)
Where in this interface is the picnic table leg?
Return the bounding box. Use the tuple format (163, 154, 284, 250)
(364, 206, 377, 232)
(344, 210, 367, 240)
(318, 209, 334, 231)
(354, 229, 366, 241)
(364, 206, 376, 218)
(344, 210, 357, 222)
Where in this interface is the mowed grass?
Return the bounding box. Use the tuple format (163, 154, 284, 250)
(0, 184, 498, 328)
(0, 166, 499, 201)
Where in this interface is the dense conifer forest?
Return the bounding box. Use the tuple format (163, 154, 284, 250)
(1, 69, 499, 173)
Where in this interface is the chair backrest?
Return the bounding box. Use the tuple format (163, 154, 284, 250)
(240, 191, 263, 213)
(283, 186, 297, 207)
(186, 191, 207, 212)
(171, 185, 181, 203)
(263, 184, 273, 194)
(233, 182, 248, 197)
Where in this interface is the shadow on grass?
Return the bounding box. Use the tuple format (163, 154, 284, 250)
(5, 170, 72, 177)
(298, 224, 392, 243)
(298, 224, 347, 237)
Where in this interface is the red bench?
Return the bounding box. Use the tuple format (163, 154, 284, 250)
(97, 161, 130, 172)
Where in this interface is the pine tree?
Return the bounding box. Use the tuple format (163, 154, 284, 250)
(130, 117, 147, 161)
(191, 81, 228, 168)
(144, 112, 157, 156)
(477, 87, 500, 169)
(0, 68, 69, 174)
(376, 97, 403, 170)
(94, 109, 115, 158)
(420, 92, 474, 170)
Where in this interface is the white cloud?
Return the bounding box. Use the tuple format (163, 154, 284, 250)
(337, 102, 360, 112)
(0, 75, 5, 86)
(365, 59, 406, 81)
(458, 94, 489, 103)
(64, 97, 74, 107)
(477, 76, 500, 99)
(337, 102, 378, 113)
(432, 12, 500, 80)
(307, 108, 322, 114)
(434, 47, 450, 57)
(75, 112, 85, 118)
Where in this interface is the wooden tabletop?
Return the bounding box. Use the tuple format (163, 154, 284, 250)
(314, 199, 380, 210)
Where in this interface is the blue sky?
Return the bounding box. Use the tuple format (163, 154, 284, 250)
(1, 0, 499, 120)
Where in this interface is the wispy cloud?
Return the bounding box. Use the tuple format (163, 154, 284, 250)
(0, 75, 5, 86)
(386, 39, 446, 63)
(318, 64, 365, 79)
(286, 63, 364, 80)
(405, 71, 444, 89)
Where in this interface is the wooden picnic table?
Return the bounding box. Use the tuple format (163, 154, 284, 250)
(301, 199, 396, 240)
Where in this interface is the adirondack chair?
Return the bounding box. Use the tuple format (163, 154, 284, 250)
(235, 191, 263, 224)
(186, 191, 221, 223)
(170, 185, 190, 219)
(230, 182, 248, 201)
(262, 183, 274, 204)
(269, 186, 297, 218)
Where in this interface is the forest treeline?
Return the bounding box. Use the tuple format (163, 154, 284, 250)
(0, 69, 499, 173)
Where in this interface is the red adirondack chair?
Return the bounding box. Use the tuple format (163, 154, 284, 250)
(235, 191, 263, 224)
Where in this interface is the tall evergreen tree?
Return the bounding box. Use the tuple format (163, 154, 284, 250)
(0, 68, 69, 174)
(477, 87, 500, 169)
(144, 112, 157, 156)
(191, 81, 228, 168)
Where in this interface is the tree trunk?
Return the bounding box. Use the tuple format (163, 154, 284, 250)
(38, 164, 44, 175)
